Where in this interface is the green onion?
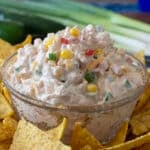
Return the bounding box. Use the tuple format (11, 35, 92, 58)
(32, 0, 150, 33)
(35, 70, 42, 76)
(48, 53, 57, 61)
(103, 91, 112, 102)
(84, 71, 95, 83)
(124, 80, 132, 89)
(110, 33, 147, 54)
(15, 66, 21, 72)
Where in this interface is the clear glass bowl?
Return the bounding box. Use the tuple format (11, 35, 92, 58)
(1, 52, 148, 144)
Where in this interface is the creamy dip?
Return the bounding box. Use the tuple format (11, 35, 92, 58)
(7, 25, 144, 106)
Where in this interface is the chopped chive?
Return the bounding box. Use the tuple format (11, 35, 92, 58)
(93, 55, 98, 59)
(103, 92, 112, 102)
(84, 71, 95, 83)
(124, 79, 132, 88)
(15, 66, 21, 72)
(35, 69, 42, 76)
(48, 53, 57, 61)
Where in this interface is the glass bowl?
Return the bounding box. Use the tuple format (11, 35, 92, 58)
(1, 52, 148, 144)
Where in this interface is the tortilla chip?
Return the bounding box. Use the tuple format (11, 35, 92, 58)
(0, 39, 14, 59)
(105, 132, 150, 150)
(130, 69, 150, 136)
(0, 82, 3, 93)
(0, 93, 14, 119)
(0, 139, 12, 150)
(10, 119, 71, 150)
(0, 59, 4, 81)
(130, 108, 150, 136)
(133, 83, 150, 114)
(2, 86, 12, 104)
(70, 123, 104, 150)
(105, 122, 128, 147)
(13, 35, 32, 50)
(147, 69, 150, 82)
(135, 143, 150, 150)
(134, 50, 145, 64)
(0, 58, 4, 67)
(0, 117, 17, 141)
(46, 117, 67, 141)
(80, 145, 92, 150)
(0, 35, 32, 61)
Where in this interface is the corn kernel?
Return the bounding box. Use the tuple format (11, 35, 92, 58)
(87, 84, 97, 93)
(94, 49, 103, 55)
(44, 36, 55, 48)
(31, 61, 38, 70)
(70, 27, 80, 37)
(60, 50, 74, 59)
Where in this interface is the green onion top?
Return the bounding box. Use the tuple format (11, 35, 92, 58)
(93, 55, 98, 59)
(84, 71, 95, 83)
(48, 53, 57, 61)
(15, 66, 21, 72)
(103, 91, 112, 102)
(35, 69, 42, 76)
(124, 79, 132, 88)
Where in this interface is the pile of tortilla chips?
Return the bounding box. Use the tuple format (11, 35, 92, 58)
(0, 37, 150, 150)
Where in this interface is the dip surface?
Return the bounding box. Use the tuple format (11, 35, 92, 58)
(7, 25, 144, 106)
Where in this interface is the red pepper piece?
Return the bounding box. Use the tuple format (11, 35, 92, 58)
(61, 38, 69, 44)
(85, 49, 95, 56)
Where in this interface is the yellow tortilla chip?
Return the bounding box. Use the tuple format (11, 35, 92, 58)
(0, 93, 14, 119)
(0, 117, 17, 141)
(46, 117, 67, 141)
(0, 35, 32, 61)
(2, 86, 12, 104)
(133, 83, 150, 114)
(0, 139, 12, 150)
(0, 82, 3, 93)
(130, 76, 150, 136)
(0, 59, 4, 81)
(70, 123, 104, 150)
(10, 119, 71, 150)
(0, 58, 4, 67)
(130, 108, 150, 136)
(105, 132, 150, 150)
(135, 143, 150, 150)
(80, 145, 92, 150)
(105, 122, 128, 147)
(134, 50, 145, 64)
(147, 69, 150, 78)
(0, 39, 14, 59)
(13, 35, 32, 50)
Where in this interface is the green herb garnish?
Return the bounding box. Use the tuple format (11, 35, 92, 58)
(35, 70, 42, 76)
(93, 55, 98, 59)
(48, 53, 57, 61)
(124, 80, 132, 88)
(103, 92, 112, 102)
(15, 66, 21, 72)
(84, 71, 95, 83)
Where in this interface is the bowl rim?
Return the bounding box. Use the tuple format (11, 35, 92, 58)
(1, 52, 149, 113)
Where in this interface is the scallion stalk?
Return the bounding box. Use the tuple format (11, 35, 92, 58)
(33, 0, 150, 33)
